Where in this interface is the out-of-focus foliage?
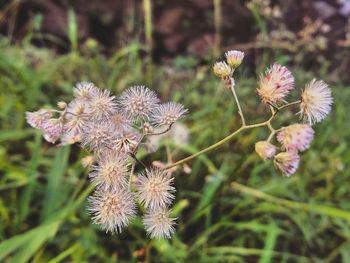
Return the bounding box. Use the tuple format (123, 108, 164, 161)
(1, 35, 350, 262)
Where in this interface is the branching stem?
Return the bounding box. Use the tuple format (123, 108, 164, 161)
(164, 100, 300, 170)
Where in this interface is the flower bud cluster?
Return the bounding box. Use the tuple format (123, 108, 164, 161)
(214, 50, 333, 177)
(26, 83, 188, 238)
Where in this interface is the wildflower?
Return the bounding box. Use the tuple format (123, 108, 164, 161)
(88, 188, 136, 234)
(59, 130, 82, 145)
(41, 118, 64, 143)
(73, 82, 99, 100)
(117, 86, 160, 119)
(64, 99, 90, 133)
(277, 124, 314, 152)
(257, 64, 295, 104)
(274, 151, 300, 177)
(80, 121, 117, 151)
(169, 122, 189, 146)
(114, 131, 140, 153)
(213, 61, 231, 78)
(143, 208, 176, 239)
(110, 112, 132, 131)
(136, 169, 175, 209)
(90, 152, 129, 189)
(299, 79, 333, 125)
(255, 141, 277, 160)
(151, 102, 188, 126)
(225, 50, 244, 69)
(25, 109, 53, 129)
(88, 89, 117, 120)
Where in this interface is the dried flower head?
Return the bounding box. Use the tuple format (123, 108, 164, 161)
(274, 151, 300, 177)
(80, 121, 117, 151)
(114, 130, 140, 153)
(110, 112, 132, 131)
(143, 208, 176, 239)
(225, 50, 244, 69)
(257, 64, 295, 104)
(26, 109, 53, 129)
(41, 118, 64, 143)
(118, 86, 160, 119)
(151, 102, 188, 126)
(90, 152, 129, 189)
(73, 82, 100, 100)
(255, 141, 277, 160)
(299, 79, 333, 125)
(88, 89, 117, 120)
(88, 188, 136, 234)
(213, 61, 232, 78)
(65, 99, 90, 133)
(136, 169, 175, 209)
(277, 124, 314, 152)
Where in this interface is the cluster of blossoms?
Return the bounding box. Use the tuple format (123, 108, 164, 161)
(213, 50, 333, 176)
(26, 83, 188, 238)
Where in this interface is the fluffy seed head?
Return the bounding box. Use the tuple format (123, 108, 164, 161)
(80, 121, 117, 151)
(114, 130, 140, 153)
(118, 86, 160, 119)
(65, 99, 90, 133)
(225, 50, 244, 68)
(299, 79, 333, 125)
(151, 102, 188, 126)
(277, 124, 314, 152)
(90, 152, 129, 189)
(73, 82, 100, 100)
(88, 188, 136, 234)
(274, 151, 300, 177)
(88, 89, 117, 120)
(213, 61, 232, 78)
(255, 141, 277, 160)
(257, 64, 295, 104)
(136, 169, 175, 209)
(26, 109, 53, 129)
(143, 208, 176, 239)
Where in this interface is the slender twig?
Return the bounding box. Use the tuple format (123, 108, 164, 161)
(229, 77, 246, 126)
(164, 100, 301, 170)
(146, 123, 173, 136)
(128, 160, 136, 189)
(129, 152, 147, 169)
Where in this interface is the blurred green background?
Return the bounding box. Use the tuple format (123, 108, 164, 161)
(1, 0, 350, 262)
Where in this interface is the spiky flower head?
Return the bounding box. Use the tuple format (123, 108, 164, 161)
(114, 130, 140, 153)
(277, 124, 314, 152)
(151, 102, 188, 126)
(90, 152, 129, 189)
(255, 141, 277, 160)
(136, 168, 175, 209)
(80, 121, 117, 151)
(73, 82, 100, 101)
(143, 208, 176, 239)
(88, 188, 136, 234)
(299, 79, 333, 125)
(225, 50, 244, 69)
(274, 151, 300, 177)
(81, 155, 95, 168)
(64, 99, 90, 133)
(110, 112, 132, 131)
(213, 61, 232, 78)
(257, 64, 295, 104)
(88, 89, 117, 120)
(26, 109, 53, 129)
(117, 86, 160, 119)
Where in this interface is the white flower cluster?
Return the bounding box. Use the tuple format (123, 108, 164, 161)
(26, 83, 188, 239)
